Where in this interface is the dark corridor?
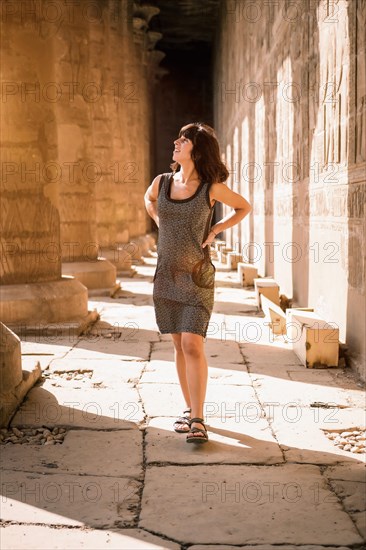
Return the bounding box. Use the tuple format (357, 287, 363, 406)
(148, 0, 220, 175)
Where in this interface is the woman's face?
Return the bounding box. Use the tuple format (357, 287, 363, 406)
(173, 135, 193, 163)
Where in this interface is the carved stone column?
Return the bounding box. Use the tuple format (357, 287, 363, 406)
(0, 3, 90, 330)
(54, 2, 116, 293)
(130, 4, 159, 239)
(98, 0, 136, 274)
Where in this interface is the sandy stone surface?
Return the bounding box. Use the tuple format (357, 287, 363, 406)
(140, 464, 363, 546)
(0, 526, 179, 550)
(140, 359, 251, 386)
(2, 265, 365, 549)
(252, 374, 365, 408)
(44, 357, 147, 388)
(11, 385, 143, 428)
(139, 383, 257, 417)
(0, 429, 143, 477)
(66, 338, 151, 361)
(145, 416, 283, 464)
(1, 470, 141, 528)
(268, 405, 366, 464)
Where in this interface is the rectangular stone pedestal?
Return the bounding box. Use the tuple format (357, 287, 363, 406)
(288, 311, 339, 368)
(254, 277, 280, 308)
(237, 262, 258, 286)
(226, 252, 242, 270)
(219, 247, 233, 264)
(261, 295, 286, 334)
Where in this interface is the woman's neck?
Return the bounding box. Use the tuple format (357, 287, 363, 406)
(178, 162, 199, 185)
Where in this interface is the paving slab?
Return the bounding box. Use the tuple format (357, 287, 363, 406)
(66, 338, 151, 361)
(46, 358, 146, 385)
(150, 339, 245, 367)
(287, 369, 352, 387)
(140, 359, 251, 385)
(350, 510, 366, 539)
(0, 429, 143, 478)
(20, 338, 76, 356)
(145, 416, 283, 464)
(140, 464, 363, 546)
(252, 375, 365, 409)
(329, 479, 366, 512)
(11, 385, 143, 429)
(240, 343, 304, 368)
(139, 383, 258, 418)
(96, 305, 158, 329)
(138, 383, 188, 417)
(206, 312, 226, 335)
(324, 462, 366, 483)
(150, 341, 176, 361)
(1, 470, 141, 528)
(219, 314, 275, 345)
(90, 304, 158, 323)
(139, 360, 180, 384)
(0, 526, 179, 550)
(205, 338, 245, 365)
(268, 405, 366, 464)
(19, 339, 75, 370)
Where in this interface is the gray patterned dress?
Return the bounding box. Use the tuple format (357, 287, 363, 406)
(153, 172, 216, 337)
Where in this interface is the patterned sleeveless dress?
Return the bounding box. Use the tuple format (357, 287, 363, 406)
(153, 172, 216, 337)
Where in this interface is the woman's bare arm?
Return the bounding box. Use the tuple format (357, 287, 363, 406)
(202, 183, 252, 247)
(144, 175, 162, 227)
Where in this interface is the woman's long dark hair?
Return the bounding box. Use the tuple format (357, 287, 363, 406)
(170, 122, 229, 184)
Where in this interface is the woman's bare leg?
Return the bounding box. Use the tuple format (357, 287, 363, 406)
(171, 333, 191, 409)
(181, 332, 208, 439)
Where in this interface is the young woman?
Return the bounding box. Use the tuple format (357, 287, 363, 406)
(144, 122, 252, 444)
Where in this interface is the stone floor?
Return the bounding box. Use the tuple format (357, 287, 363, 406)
(1, 259, 365, 550)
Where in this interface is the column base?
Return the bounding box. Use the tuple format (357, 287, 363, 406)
(0, 277, 89, 327)
(100, 247, 136, 277)
(0, 323, 42, 427)
(130, 235, 156, 264)
(62, 258, 117, 293)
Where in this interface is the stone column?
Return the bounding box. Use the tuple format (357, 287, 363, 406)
(0, 2, 89, 330)
(99, 0, 136, 274)
(54, 2, 116, 293)
(131, 11, 155, 238)
(107, 2, 159, 264)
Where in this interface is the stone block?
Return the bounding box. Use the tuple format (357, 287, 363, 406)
(219, 247, 233, 264)
(62, 259, 116, 291)
(285, 308, 315, 337)
(254, 278, 280, 308)
(237, 262, 258, 287)
(100, 247, 134, 275)
(226, 252, 242, 270)
(289, 311, 339, 368)
(260, 294, 286, 335)
(0, 277, 88, 326)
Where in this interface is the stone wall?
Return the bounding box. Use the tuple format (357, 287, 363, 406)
(214, 0, 366, 380)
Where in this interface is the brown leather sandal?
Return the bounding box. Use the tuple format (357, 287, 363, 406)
(173, 408, 191, 433)
(186, 417, 208, 444)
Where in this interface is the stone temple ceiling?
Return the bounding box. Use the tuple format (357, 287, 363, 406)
(146, 0, 221, 53)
